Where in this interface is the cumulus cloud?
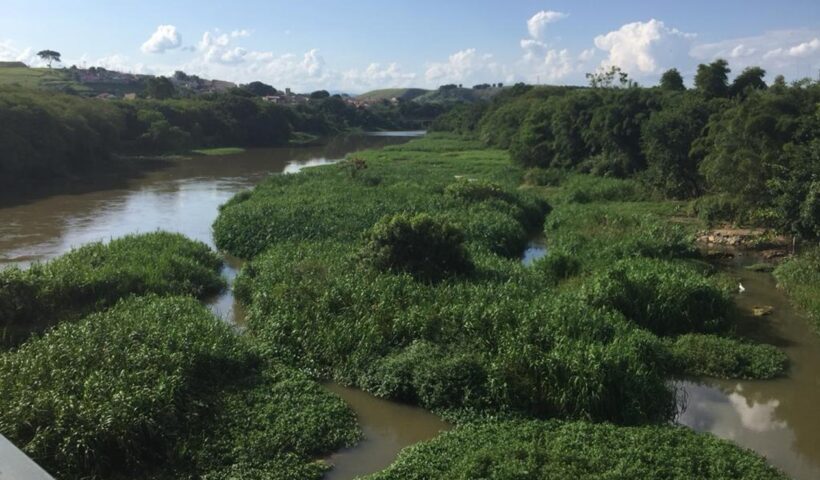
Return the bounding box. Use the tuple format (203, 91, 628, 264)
(341, 62, 417, 90)
(594, 19, 695, 76)
(141, 25, 182, 54)
(425, 48, 512, 86)
(0, 39, 35, 63)
(527, 10, 568, 39)
(693, 29, 820, 79)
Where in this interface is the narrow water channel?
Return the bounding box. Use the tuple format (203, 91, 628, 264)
(0, 131, 450, 480)
(676, 250, 820, 480)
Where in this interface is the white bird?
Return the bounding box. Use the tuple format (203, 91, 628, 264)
(738, 283, 746, 294)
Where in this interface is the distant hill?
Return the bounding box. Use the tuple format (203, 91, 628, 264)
(355, 88, 430, 102)
(356, 86, 505, 105)
(0, 63, 236, 98)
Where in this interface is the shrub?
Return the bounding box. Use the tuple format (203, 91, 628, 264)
(359, 213, 474, 282)
(523, 167, 565, 186)
(583, 258, 733, 336)
(692, 193, 743, 225)
(364, 421, 788, 480)
(669, 334, 788, 379)
(444, 179, 509, 203)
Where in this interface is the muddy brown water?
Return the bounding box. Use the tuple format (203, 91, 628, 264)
(0, 132, 451, 480)
(3, 134, 820, 478)
(676, 250, 820, 480)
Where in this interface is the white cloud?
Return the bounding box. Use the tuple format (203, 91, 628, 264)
(425, 48, 511, 86)
(141, 25, 182, 54)
(341, 62, 417, 90)
(693, 29, 820, 80)
(0, 40, 36, 63)
(594, 19, 695, 76)
(527, 10, 568, 39)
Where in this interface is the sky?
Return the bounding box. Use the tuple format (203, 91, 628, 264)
(1, 0, 819, 92)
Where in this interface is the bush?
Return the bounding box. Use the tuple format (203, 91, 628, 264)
(692, 193, 743, 225)
(0, 232, 224, 346)
(669, 334, 788, 379)
(444, 179, 509, 203)
(583, 258, 733, 336)
(523, 167, 565, 186)
(358, 213, 474, 282)
(365, 420, 787, 480)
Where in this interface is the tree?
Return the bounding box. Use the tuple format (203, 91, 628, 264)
(36, 50, 61, 68)
(144, 76, 175, 100)
(659, 68, 685, 91)
(729, 66, 767, 98)
(244, 81, 278, 97)
(586, 66, 636, 89)
(310, 90, 330, 100)
(694, 59, 731, 98)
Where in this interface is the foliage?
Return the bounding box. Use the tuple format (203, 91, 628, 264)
(359, 213, 474, 282)
(659, 68, 686, 91)
(669, 334, 788, 379)
(775, 247, 820, 332)
(364, 420, 788, 480)
(0, 296, 358, 479)
(0, 232, 224, 346)
(695, 59, 731, 99)
(582, 258, 733, 336)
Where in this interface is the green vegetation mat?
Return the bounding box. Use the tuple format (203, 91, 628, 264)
(0, 295, 358, 479)
(364, 421, 788, 480)
(775, 246, 820, 332)
(0, 232, 224, 347)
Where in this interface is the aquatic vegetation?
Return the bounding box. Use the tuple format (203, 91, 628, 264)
(363, 420, 788, 480)
(0, 232, 224, 346)
(583, 257, 733, 336)
(669, 334, 788, 380)
(0, 296, 358, 479)
(213, 134, 548, 259)
(775, 246, 820, 332)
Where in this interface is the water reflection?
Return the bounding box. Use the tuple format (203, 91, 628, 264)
(677, 250, 820, 480)
(521, 235, 548, 266)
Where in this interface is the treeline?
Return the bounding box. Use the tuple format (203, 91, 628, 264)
(432, 61, 820, 239)
(0, 85, 437, 186)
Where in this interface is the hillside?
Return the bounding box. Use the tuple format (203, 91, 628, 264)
(0, 64, 234, 97)
(357, 86, 506, 105)
(355, 88, 430, 102)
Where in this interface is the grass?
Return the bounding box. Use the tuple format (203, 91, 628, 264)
(774, 246, 820, 333)
(191, 147, 246, 156)
(0, 232, 224, 347)
(669, 334, 788, 380)
(0, 295, 359, 479)
(0, 66, 87, 92)
(363, 420, 788, 479)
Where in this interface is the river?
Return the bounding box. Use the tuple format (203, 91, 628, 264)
(0, 131, 451, 480)
(1, 133, 819, 479)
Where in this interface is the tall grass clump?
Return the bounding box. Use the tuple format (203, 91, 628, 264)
(669, 334, 788, 380)
(0, 232, 224, 346)
(583, 258, 733, 336)
(0, 295, 358, 479)
(364, 421, 788, 480)
(774, 246, 820, 332)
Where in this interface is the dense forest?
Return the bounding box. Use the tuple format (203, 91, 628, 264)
(0, 83, 442, 186)
(433, 61, 820, 240)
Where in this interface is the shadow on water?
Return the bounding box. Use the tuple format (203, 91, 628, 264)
(677, 249, 820, 480)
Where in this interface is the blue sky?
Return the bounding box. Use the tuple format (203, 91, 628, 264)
(1, 0, 819, 92)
